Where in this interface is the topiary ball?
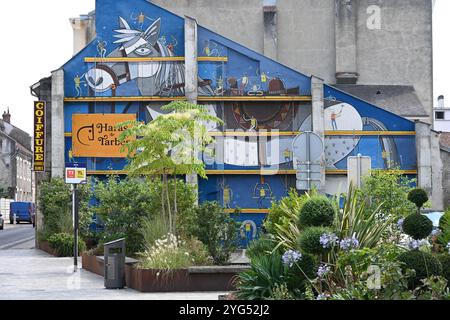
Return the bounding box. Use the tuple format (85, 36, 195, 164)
(402, 213, 433, 240)
(297, 226, 332, 255)
(437, 254, 450, 282)
(298, 196, 335, 228)
(398, 250, 442, 288)
(407, 188, 428, 209)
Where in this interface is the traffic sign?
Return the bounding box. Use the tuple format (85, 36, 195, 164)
(292, 132, 323, 163)
(65, 163, 87, 184)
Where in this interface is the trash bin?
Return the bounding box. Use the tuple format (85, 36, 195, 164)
(104, 238, 126, 289)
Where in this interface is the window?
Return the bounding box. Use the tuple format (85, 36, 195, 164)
(435, 111, 445, 120)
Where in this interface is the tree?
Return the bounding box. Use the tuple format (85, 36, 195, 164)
(118, 101, 223, 234)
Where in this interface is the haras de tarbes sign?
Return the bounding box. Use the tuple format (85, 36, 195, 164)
(72, 114, 136, 158)
(33, 101, 45, 172)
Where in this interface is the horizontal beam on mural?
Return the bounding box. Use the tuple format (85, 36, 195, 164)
(64, 96, 313, 102)
(325, 131, 416, 136)
(83, 169, 418, 175)
(84, 57, 228, 62)
(64, 96, 186, 102)
(197, 96, 312, 102)
(224, 209, 269, 214)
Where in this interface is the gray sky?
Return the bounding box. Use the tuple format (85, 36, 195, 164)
(0, 0, 448, 135)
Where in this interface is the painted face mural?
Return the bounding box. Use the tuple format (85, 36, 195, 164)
(84, 17, 213, 97)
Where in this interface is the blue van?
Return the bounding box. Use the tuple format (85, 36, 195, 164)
(10, 202, 35, 226)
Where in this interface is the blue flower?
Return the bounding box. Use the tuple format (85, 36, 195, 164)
(339, 236, 359, 251)
(408, 239, 420, 250)
(316, 293, 331, 300)
(317, 264, 331, 278)
(282, 250, 302, 267)
(397, 218, 404, 232)
(431, 229, 441, 237)
(319, 233, 339, 249)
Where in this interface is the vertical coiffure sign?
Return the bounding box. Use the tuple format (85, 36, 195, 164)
(33, 101, 45, 172)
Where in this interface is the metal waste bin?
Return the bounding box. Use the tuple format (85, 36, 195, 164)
(104, 238, 126, 289)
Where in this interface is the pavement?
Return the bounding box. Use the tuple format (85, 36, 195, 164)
(0, 249, 227, 300)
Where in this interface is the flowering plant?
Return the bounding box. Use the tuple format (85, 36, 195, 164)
(282, 250, 302, 267)
(319, 233, 339, 249)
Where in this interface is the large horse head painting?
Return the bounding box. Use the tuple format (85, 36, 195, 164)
(84, 16, 213, 97)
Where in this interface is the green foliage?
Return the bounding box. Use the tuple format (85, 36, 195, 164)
(437, 208, 450, 247)
(178, 201, 238, 265)
(136, 233, 211, 270)
(139, 213, 169, 250)
(360, 169, 416, 218)
(246, 235, 278, 261)
(336, 184, 393, 249)
(235, 253, 287, 300)
(94, 176, 196, 255)
(437, 254, 450, 282)
(398, 250, 443, 288)
(297, 226, 332, 255)
(266, 283, 295, 300)
(264, 189, 307, 235)
(299, 196, 335, 228)
(402, 213, 433, 240)
(38, 177, 92, 240)
(47, 233, 86, 257)
(407, 188, 429, 210)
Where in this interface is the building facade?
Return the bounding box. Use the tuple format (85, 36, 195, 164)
(0, 110, 34, 202)
(33, 0, 446, 242)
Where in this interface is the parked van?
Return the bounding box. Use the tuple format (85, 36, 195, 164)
(10, 202, 35, 226)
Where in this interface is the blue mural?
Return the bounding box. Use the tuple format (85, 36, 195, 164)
(61, 0, 418, 246)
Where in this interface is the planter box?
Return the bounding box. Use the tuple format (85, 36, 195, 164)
(81, 253, 104, 277)
(36, 240, 58, 257)
(125, 264, 250, 292)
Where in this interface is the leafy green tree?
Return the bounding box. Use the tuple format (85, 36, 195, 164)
(118, 101, 223, 234)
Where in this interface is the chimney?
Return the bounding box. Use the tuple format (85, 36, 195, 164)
(437, 95, 445, 109)
(2, 108, 11, 123)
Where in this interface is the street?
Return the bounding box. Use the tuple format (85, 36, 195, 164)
(0, 223, 35, 250)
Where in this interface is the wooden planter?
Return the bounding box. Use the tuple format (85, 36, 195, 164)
(81, 253, 104, 277)
(125, 264, 249, 292)
(36, 240, 58, 257)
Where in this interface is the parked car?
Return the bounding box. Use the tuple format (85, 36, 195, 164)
(10, 202, 35, 226)
(0, 214, 4, 230)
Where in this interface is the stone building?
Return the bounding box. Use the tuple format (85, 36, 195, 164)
(32, 0, 448, 241)
(0, 109, 34, 202)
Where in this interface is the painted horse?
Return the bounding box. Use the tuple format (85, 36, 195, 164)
(84, 16, 213, 97)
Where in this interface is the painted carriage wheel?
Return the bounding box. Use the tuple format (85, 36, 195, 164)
(232, 102, 294, 130)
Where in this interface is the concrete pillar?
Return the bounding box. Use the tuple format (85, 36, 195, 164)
(184, 16, 199, 201)
(415, 121, 433, 198)
(430, 130, 444, 210)
(311, 76, 326, 192)
(335, 0, 358, 84)
(263, 5, 278, 60)
(51, 69, 65, 178)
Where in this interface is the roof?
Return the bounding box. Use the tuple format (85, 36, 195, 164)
(335, 85, 429, 118)
(440, 132, 450, 152)
(0, 119, 32, 151)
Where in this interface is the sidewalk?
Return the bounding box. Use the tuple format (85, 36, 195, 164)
(0, 249, 226, 300)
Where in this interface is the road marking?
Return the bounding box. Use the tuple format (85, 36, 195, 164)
(0, 236, 35, 250)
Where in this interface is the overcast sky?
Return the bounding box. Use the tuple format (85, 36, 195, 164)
(0, 0, 448, 134)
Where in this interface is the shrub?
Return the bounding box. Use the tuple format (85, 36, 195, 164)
(402, 213, 433, 240)
(437, 254, 450, 282)
(94, 176, 196, 256)
(407, 188, 429, 211)
(437, 208, 450, 247)
(47, 233, 86, 257)
(297, 227, 333, 255)
(398, 250, 442, 288)
(178, 201, 237, 265)
(136, 233, 211, 270)
(246, 235, 278, 261)
(298, 196, 335, 228)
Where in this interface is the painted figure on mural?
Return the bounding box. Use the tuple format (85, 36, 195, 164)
(330, 105, 344, 130)
(283, 147, 292, 163)
(222, 185, 233, 209)
(242, 114, 258, 131)
(97, 41, 107, 58)
(83, 16, 214, 97)
(253, 182, 273, 209)
(203, 40, 220, 57)
(74, 74, 85, 97)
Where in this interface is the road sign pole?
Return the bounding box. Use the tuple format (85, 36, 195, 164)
(72, 184, 78, 272)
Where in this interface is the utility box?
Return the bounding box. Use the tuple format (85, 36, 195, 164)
(104, 238, 126, 289)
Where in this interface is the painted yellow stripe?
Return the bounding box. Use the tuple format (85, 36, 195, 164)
(326, 131, 416, 136)
(197, 96, 312, 101)
(224, 209, 269, 214)
(84, 169, 417, 175)
(209, 131, 301, 137)
(64, 96, 186, 102)
(84, 56, 228, 63)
